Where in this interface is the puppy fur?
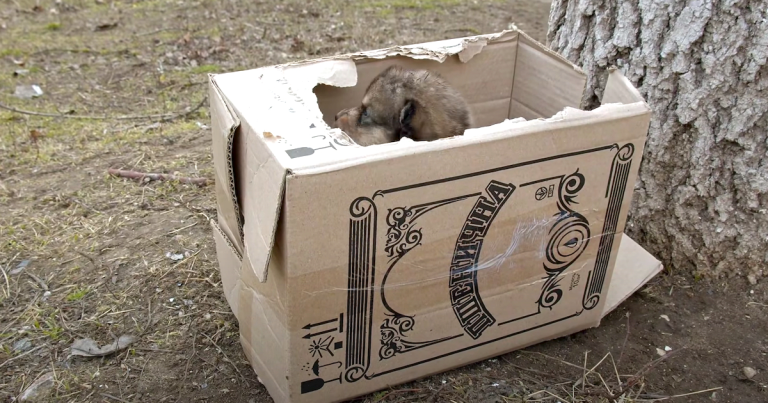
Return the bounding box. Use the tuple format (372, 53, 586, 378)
(333, 65, 472, 146)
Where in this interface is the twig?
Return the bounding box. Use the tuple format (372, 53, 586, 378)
(76, 251, 118, 300)
(25, 271, 48, 291)
(108, 169, 208, 187)
(610, 347, 686, 400)
(0, 345, 45, 369)
(0, 96, 206, 121)
(637, 386, 722, 401)
(616, 311, 631, 369)
(427, 383, 448, 403)
(1, 259, 10, 298)
(101, 393, 131, 403)
(501, 356, 569, 382)
(165, 222, 200, 236)
(201, 332, 246, 381)
(176, 328, 197, 402)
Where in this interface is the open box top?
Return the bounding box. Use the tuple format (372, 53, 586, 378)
(208, 28, 650, 284)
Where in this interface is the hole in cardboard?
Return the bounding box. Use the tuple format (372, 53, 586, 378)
(312, 39, 587, 146)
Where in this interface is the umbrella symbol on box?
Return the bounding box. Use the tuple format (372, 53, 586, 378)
(311, 359, 342, 376)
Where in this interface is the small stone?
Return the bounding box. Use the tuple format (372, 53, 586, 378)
(743, 367, 757, 379)
(13, 338, 32, 352)
(14, 84, 43, 99)
(10, 259, 30, 275)
(19, 372, 54, 401)
(748, 274, 757, 285)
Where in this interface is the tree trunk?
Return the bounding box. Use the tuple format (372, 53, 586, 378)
(546, 0, 768, 281)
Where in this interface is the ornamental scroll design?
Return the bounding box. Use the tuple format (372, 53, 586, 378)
(583, 143, 635, 311)
(377, 195, 474, 360)
(538, 170, 591, 310)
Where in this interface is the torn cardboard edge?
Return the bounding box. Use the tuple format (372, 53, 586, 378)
(208, 29, 651, 283)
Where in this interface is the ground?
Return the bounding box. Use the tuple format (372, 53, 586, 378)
(0, 0, 766, 402)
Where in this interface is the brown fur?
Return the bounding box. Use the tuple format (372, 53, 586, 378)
(333, 65, 472, 146)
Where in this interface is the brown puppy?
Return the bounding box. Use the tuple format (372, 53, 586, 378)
(333, 65, 472, 146)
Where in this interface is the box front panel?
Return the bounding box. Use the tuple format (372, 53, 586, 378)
(285, 138, 642, 402)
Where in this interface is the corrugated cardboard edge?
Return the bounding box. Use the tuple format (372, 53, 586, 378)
(277, 29, 520, 69)
(602, 234, 664, 318)
(209, 73, 288, 284)
(209, 74, 244, 254)
(210, 219, 242, 321)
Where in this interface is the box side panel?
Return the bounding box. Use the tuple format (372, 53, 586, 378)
(279, 108, 651, 402)
(314, 38, 519, 130)
(509, 35, 586, 120)
(210, 219, 243, 320)
(238, 243, 291, 403)
(209, 77, 244, 254)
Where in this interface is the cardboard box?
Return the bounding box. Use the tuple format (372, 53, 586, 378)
(207, 29, 662, 403)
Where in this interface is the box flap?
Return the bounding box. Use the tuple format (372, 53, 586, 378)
(210, 74, 288, 284)
(602, 234, 663, 318)
(602, 68, 647, 105)
(210, 219, 242, 320)
(510, 32, 586, 119)
(233, 119, 287, 284)
(209, 75, 244, 255)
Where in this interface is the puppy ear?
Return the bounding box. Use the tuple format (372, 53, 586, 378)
(398, 100, 415, 138)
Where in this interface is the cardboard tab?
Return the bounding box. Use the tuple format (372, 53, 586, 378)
(603, 68, 648, 105)
(602, 234, 664, 318)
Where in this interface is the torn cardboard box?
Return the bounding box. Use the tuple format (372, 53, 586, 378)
(208, 28, 662, 403)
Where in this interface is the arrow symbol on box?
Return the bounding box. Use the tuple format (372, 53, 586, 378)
(303, 328, 335, 339)
(302, 318, 338, 330)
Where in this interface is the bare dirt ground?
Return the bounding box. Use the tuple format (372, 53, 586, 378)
(1, 0, 767, 402)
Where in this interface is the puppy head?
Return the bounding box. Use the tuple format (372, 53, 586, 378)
(333, 66, 415, 147)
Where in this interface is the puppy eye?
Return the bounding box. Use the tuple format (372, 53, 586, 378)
(361, 109, 369, 118)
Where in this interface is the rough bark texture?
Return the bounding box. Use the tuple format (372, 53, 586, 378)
(547, 0, 768, 281)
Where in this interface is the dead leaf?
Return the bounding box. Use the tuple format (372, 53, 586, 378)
(70, 335, 136, 358)
(29, 129, 42, 144)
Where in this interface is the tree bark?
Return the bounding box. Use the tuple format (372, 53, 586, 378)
(547, 0, 768, 281)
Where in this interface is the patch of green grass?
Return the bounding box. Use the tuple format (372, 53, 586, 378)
(367, 0, 461, 10)
(34, 315, 64, 341)
(0, 48, 25, 57)
(66, 287, 90, 301)
(190, 64, 220, 74)
(46, 22, 62, 31)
